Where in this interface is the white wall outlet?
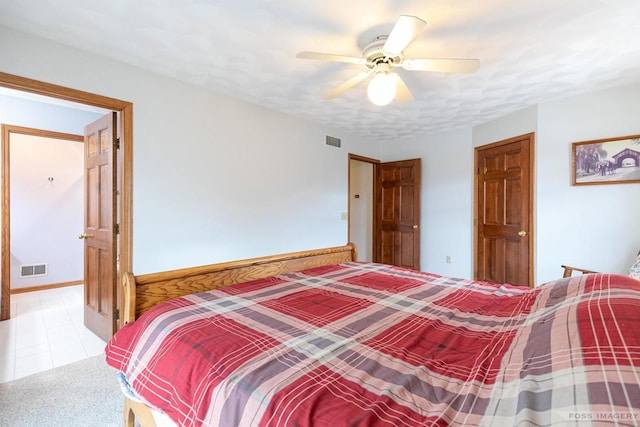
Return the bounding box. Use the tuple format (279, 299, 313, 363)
(341, 212, 348, 220)
(446, 256, 452, 264)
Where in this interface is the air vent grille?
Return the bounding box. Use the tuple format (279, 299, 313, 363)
(325, 135, 341, 148)
(20, 263, 48, 278)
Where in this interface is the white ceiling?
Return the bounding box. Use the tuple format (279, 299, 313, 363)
(1, 0, 640, 140)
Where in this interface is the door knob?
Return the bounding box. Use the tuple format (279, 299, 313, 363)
(78, 233, 94, 239)
(518, 230, 527, 237)
(413, 225, 420, 229)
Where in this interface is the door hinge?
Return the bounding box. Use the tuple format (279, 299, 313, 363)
(115, 138, 120, 150)
(114, 224, 120, 235)
(114, 308, 120, 320)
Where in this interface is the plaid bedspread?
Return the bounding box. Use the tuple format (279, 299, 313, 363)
(105, 262, 640, 426)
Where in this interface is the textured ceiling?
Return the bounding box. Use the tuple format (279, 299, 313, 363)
(1, 0, 640, 140)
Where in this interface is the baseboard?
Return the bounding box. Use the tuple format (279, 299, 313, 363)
(10, 280, 83, 294)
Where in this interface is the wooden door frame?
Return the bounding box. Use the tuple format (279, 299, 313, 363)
(347, 153, 380, 259)
(0, 71, 133, 326)
(473, 133, 535, 286)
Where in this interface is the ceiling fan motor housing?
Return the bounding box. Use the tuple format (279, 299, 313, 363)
(363, 36, 402, 68)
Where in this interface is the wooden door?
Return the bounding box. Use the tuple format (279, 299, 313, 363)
(83, 112, 118, 341)
(475, 134, 534, 287)
(374, 159, 421, 270)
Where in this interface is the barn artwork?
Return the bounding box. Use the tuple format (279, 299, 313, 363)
(572, 134, 640, 185)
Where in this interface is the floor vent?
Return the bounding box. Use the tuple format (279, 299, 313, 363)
(325, 135, 341, 148)
(20, 263, 48, 278)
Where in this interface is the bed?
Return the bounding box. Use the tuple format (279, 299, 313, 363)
(105, 243, 640, 426)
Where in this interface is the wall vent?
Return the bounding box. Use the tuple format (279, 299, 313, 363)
(20, 263, 48, 278)
(325, 135, 341, 148)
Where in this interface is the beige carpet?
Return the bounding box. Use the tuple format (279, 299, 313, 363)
(0, 355, 122, 426)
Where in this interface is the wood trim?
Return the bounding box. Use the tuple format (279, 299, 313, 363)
(118, 104, 133, 328)
(0, 71, 133, 326)
(10, 280, 83, 294)
(561, 265, 598, 278)
(1, 125, 9, 320)
(349, 153, 381, 164)
(0, 71, 130, 110)
(123, 243, 358, 323)
(0, 125, 84, 142)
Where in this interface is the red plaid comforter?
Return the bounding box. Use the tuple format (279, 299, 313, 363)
(105, 262, 640, 426)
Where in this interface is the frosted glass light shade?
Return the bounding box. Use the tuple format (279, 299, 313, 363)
(367, 73, 396, 106)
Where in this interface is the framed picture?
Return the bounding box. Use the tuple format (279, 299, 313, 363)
(572, 134, 640, 185)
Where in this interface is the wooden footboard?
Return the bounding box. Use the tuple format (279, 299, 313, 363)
(124, 396, 157, 427)
(122, 243, 357, 323)
(119, 243, 357, 426)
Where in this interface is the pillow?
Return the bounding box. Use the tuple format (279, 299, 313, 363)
(630, 254, 640, 280)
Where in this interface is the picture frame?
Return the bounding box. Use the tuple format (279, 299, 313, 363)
(572, 134, 640, 185)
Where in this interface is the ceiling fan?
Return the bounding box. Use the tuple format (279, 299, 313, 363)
(297, 15, 480, 106)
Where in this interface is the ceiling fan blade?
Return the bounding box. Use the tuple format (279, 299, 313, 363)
(401, 58, 480, 74)
(393, 74, 414, 104)
(383, 15, 427, 56)
(296, 51, 365, 65)
(323, 71, 371, 100)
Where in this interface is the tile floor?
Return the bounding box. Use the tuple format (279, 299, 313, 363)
(0, 285, 106, 383)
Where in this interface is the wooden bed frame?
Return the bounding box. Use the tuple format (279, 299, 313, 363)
(119, 242, 358, 426)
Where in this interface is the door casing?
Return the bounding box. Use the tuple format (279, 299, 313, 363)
(0, 71, 132, 332)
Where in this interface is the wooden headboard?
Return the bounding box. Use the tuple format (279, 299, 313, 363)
(122, 243, 358, 323)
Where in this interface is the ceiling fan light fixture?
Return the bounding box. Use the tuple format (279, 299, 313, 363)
(367, 71, 396, 106)
(297, 14, 478, 105)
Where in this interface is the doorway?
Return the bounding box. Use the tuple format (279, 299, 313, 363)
(348, 154, 378, 261)
(348, 154, 422, 270)
(4, 127, 84, 299)
(0, 71, 133, 338)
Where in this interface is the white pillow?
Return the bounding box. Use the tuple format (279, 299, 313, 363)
(630, 254, 640, 280)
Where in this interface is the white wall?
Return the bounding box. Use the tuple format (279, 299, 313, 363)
(0, 26, 380, 274)
(382, 87, 640, 285)
(472, 106, 538, 149)
(474, 88, 640, 284)
(0, 94, 103, 133)
(380, 127, 474, 279)
(471, 106, 538, 283)
(2, 25, 637, 286)
(536, 84, 640, 283)
(10, 134, 83, 289)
